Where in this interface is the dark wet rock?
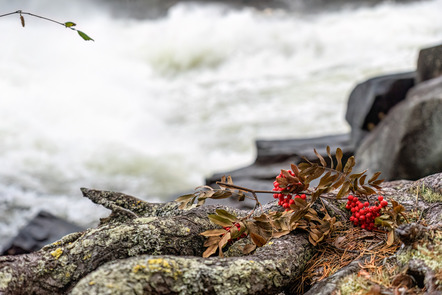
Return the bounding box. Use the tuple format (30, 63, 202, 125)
(354, 76, 442, 181)
(345, 72, 416, 147)
(417, 43, 442, 83)
(1, 211, 84, 256)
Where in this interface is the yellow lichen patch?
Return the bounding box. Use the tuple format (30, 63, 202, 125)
(83, 253, 92, 260)
(147, 258, 181, 279)
(89, 281, 95, 286)
(65, 272, 71, 278)
(132, 264, 146, 273)
(148, 258, 171, 272)
(51, 248, 63, 259)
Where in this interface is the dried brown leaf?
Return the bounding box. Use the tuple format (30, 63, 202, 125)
(336, 148, 343, 171)
(210, 190, 233, 199)
(175, 194, 195, 202)
(291, 163, 300, 177)
(203, 236, 221, 247)
(368, 171, 381, 183)
(218, 232, 231, 256)
(314, 148, 327, 167)
(250, 232, 267, 247)
(336, 181, 351, 199)
(272, 230, 291, 238)
(208, 214, 233, 227)
(343, 156, 355, 174)
(215, 209, 238, 223)
(200, 229, 227, 237)
(202, 244, 218, 258)
(242, 244, 257, 255)
(326, 146, 334, 169)
(387, 230, 395, 246)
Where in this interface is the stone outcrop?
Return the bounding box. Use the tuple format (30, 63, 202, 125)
(417, 43, 442, 83)
(354, 75, 442, 180)
(0, 174, 441, 294)
(345, 72, 415, 147)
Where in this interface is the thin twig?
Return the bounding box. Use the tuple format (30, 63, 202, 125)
(21, 11, 68, 27)
(0, 10, 94, 41)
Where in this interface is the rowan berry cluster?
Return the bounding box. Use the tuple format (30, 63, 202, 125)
(223, 222, 247, 243)
(273, 171, 306, 210)
(345, 195, 388, 230)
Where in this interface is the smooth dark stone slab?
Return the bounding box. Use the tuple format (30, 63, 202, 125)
(2, 211, 85, 255)
(417, 43, 442, 83)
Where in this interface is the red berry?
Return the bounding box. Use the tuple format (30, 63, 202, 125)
(380, 200, 388, 207)
(378, 196, 383, 202)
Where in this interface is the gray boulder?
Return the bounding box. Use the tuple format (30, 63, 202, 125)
(417, 43, 442, 83)
(355, 76, 442, 180)
(345, 72, 416, 147)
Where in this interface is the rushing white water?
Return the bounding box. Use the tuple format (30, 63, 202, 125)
(0, 0, 441, 247)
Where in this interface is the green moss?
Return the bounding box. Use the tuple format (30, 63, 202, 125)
(397, 231, 442, 272)
(413, 184, 442, 203)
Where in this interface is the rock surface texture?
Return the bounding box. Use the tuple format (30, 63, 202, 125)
(417, 43, 442, 83)
(345, 72, 415, 147)
(0, 173, 441, 294)
(355, 75, 442, 180)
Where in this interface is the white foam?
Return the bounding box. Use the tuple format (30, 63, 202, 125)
(0, 0, 441, 247)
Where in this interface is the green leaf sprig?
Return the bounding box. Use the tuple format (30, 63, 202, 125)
(0, 10, 94, 41)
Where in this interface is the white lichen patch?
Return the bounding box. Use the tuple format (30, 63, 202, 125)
(105, 224, 135, 247)
(0, 270, 12, 289)
(81, 238, 95, 248)
(338, 273, 370, 295)
(134, 217, 156, 224)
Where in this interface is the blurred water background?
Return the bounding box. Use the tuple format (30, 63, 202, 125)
(0, 0, 441, 248)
